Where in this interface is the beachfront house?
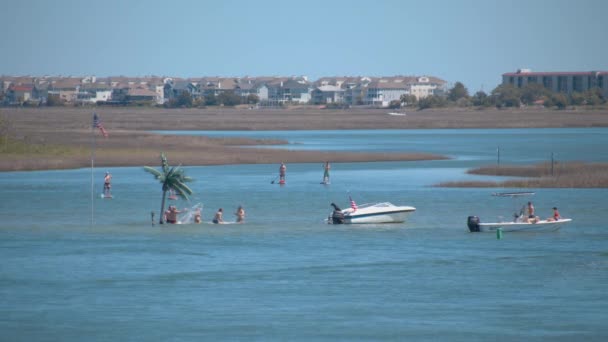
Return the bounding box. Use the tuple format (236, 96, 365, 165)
(311, 85, 345, 104)
(266, 78, 312, 105)
(48, 78, 82, 103)
(408, 76, 446, 100)
(502, 69, 608, 98)
(364, 78, 411, 107)
(77, 83, 113, 104)
(5, 84, 36, 104)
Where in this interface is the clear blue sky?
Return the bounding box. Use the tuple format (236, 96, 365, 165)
(1, 0, 607, 91)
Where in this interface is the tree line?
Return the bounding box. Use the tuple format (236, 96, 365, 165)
(394, 82, 607, 110)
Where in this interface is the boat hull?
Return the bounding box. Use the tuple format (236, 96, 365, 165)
(477, 218, 572, 232)
(343, 208, 415, 224)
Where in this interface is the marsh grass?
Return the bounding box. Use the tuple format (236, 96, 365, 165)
(437, 162, 608, 188)
(0, 136, 87, 156)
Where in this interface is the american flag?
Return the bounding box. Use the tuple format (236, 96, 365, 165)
(349, 196, 358, 212)
(92, 113, 108, 138)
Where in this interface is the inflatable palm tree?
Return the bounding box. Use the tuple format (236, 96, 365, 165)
(144, 153, 194, 224)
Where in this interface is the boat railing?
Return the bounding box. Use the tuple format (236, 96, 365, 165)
(355, 202, 395, 209)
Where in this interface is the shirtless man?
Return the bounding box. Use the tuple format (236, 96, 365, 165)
(526, 201, 538, 223)
(213, 208, 224, 224)
(164, 205, 181, 224)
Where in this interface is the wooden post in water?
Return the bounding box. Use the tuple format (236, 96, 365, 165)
(497, 147, 500, 168)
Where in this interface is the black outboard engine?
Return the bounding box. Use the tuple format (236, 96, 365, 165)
(467, 216, 480, 232)
(332, 210, 345, 224)
(330, 203, 345, 224)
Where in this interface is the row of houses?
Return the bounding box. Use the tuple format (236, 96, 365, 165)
(0, 75, 447, 107)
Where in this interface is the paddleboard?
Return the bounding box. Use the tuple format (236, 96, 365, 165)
(279, 180, 286, 185)
(321, 181, 330, 185)
(101, 194, 113, 199)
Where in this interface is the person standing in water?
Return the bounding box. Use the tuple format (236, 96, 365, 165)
(103, 171, 112, 196)
(279, 162, 287, 183)
(235, 205, 245, 223)
(164, 205, 182, 224)
(323, 161, 331, 183)
(213, 208, 224, 224)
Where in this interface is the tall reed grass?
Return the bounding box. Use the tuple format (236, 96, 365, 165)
(437, 162, 608, 188)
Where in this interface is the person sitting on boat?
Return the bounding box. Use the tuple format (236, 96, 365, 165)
(526, 201, 539, 223)
(213, 208, 224, 224)
(330, 203, 344, 224)
(547, 207, 561, 222)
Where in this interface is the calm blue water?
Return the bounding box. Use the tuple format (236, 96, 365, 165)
(1, 129, 607, 340)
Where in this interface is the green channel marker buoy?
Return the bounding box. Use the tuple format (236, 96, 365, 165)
(496, 228, 503, 240)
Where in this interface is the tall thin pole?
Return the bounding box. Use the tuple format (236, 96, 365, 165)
(91, 116, 96, 226)
(497, 146, 500, 167)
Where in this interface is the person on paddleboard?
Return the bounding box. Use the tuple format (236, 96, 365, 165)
(103, 171, 112, 196)
(323, 161, 331, 183)
(279, 162, 287, 183)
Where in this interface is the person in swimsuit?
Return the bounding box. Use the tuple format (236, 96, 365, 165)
(323, 161, 331, 183)
(103, 171, 112, 196)
(547, 207, 561, 221)
(213, 208, 224, 224)
(194, 209, 202, 224)
(235, 206, 245, 223)
(526, 201, 538, 223)
(164, 205, 181, 224)
(279, 162, 287, 183)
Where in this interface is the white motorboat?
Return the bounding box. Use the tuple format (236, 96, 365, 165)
(467, 192, 572, 232)
(467, 216, 572, 233)
(329, 202, 416, 224)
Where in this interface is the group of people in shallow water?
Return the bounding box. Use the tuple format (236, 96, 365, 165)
(210, 206, 246, 224)
(162, 205, 245, 225)
(107, 161, 334, 225)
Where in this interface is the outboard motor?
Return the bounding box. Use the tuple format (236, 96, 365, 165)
(467, 216, 480, 232)
(332, 210, 345, 224)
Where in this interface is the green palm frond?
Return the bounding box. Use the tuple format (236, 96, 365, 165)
(143, 166, 163, 178)
(144, 154, 195, 215)
(171, 181, 193, 200)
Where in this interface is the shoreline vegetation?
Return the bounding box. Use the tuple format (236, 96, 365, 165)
(1, 106, 608, 172)
(436, 162, 608, 188)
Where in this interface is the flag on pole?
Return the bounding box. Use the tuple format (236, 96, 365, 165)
(92, 113, 109, 138)
(349, 196, 358, 212)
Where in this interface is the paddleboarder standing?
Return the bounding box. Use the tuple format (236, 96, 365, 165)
(279, 162, 287, 184)
(103, 171, 112, 197)
(323, 161, 331, 184)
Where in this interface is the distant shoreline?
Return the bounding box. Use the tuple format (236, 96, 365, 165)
(1, 106, 607, 172)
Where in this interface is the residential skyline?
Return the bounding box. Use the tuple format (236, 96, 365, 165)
(1, 0, 607, 92)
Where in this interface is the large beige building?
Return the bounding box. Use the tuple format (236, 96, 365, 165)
(502, 69, 608, 98)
